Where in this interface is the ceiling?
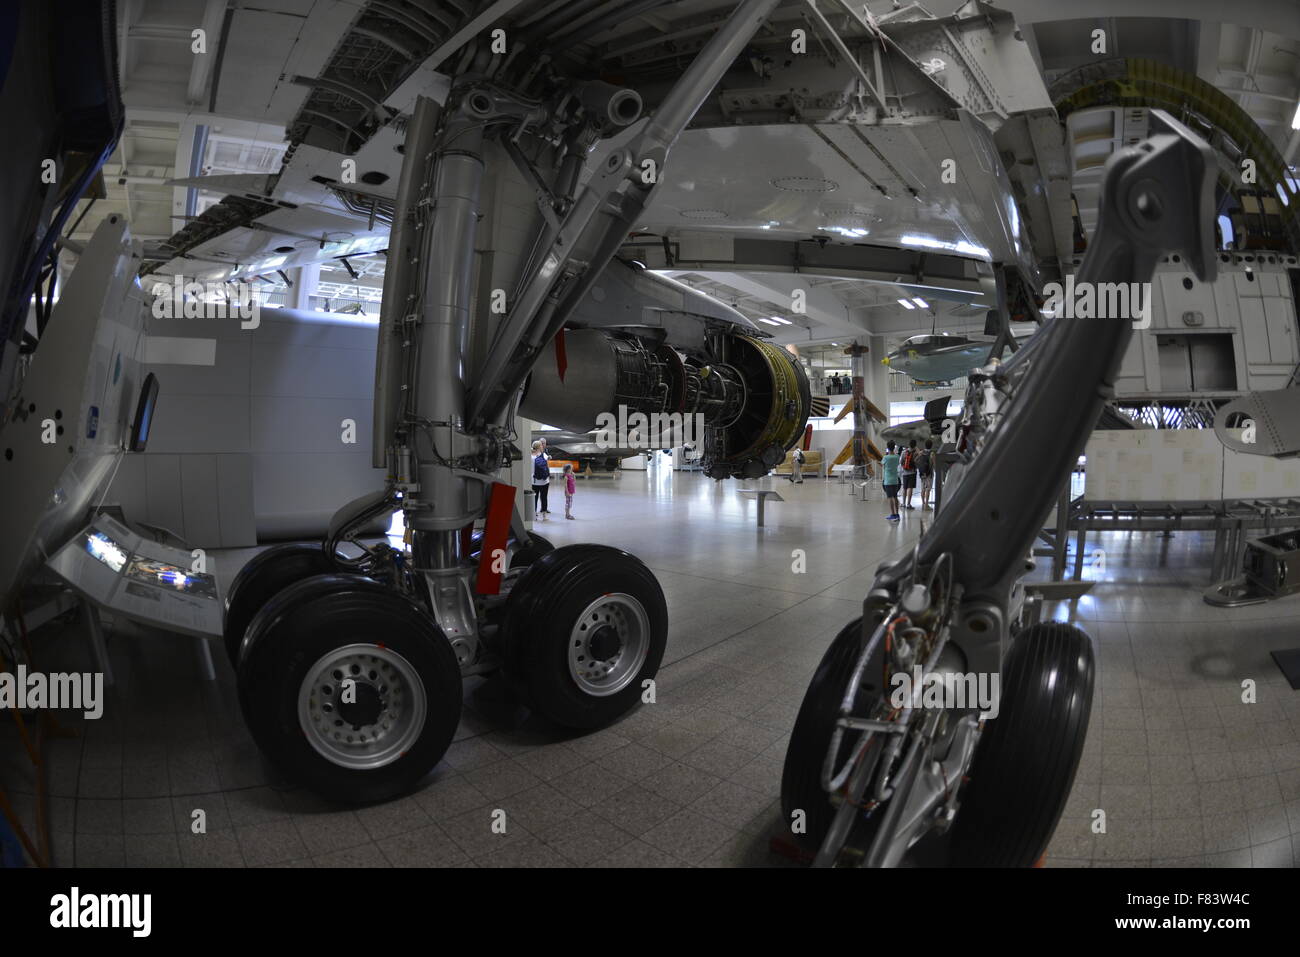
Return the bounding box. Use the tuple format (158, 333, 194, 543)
(61, 1, 1300, 350)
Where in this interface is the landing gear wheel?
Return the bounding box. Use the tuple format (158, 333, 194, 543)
(223, 543, 333, 666)
(236, 574, 463, 804)
(499, 544, 666, 729)
(781, 616, 887, 857)
(947, 622, 1095, 867)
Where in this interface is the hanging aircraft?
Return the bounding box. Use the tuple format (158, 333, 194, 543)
(882, 333, 1029, 384)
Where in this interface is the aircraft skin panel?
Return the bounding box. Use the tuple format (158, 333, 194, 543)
(208, 3, 356, 127)
(0, 215, 150, 604)
(632, 121, 1020, 266)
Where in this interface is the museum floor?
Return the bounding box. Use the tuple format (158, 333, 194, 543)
(4, 466, 1299, 867)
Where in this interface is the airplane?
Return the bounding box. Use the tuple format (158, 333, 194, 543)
(1, 0, 1106, 864)
(881, 333, 1028, 384)
(531, 429, 641, 472)
(878, 395, 956, 446)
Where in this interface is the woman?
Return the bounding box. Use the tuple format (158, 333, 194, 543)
(531, 440, 551, 519)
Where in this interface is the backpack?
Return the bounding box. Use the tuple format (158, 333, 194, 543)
(901, 449, 914, 471)
(533, 454, 549, 482)
(916, 450, 932, 475)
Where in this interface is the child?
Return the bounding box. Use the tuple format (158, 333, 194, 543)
(881, 442, 901, 523)
(563, 462, 576, 519)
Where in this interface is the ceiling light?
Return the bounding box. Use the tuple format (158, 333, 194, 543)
(911, 297, 928, 308)
(1292, 101, 1300, 130)
(758, 318, 782, 326)
(897, 298, 915, 309)
(770, 316, 793, 325)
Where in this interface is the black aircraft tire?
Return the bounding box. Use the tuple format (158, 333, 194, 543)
(237, 574, 462, 804)
(780, 616, 887, 856)
(947, 622, 1095, 867)
(223, 543, 333, 667)
(499, 544, 666, 729)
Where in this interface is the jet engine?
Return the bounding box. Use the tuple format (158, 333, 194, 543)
(521, 326, 811, 479)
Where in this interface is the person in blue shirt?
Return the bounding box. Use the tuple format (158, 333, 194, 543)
(880, 442, 901, 522)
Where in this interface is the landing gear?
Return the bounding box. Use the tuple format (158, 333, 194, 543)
(947, 622, 1095, 866)
(237, 574, 463, 804)
(499, 544, 666, 729)
(469, 529, 554, 569)
(222, 543, 333, 666)
(780, 616, 886, 856)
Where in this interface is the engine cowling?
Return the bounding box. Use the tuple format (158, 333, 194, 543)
(520, 328, 811, 480)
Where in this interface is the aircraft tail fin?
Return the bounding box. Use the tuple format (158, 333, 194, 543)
(923, 395, 952, 425)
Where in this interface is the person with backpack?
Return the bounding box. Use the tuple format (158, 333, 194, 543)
(787, 447, 805, 484)
(531, 440, 551, 519)
(918, 439, 935, 509)
(881, 442, 901, 522)
(900, 439, 919, 510)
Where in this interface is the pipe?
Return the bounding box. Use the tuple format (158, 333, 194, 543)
(410, 113, 485, 532)
(373, 95, 442, 468)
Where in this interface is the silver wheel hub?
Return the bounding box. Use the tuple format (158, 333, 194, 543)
(568, 592, 650, 696)
(298, 643, 427, 770)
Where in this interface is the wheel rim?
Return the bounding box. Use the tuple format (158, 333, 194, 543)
(567, 592, 650, 697)
(297, 643, 427, 770)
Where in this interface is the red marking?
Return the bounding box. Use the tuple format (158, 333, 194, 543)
(475, 482, 516, 595)
(768, 832, 813, 865)
(803, 423, 812, 451)
(555, 328, 568, 383)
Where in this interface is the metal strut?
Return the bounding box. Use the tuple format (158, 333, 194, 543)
(466, 0, 785, 427)
(812, 110, 1218, 868)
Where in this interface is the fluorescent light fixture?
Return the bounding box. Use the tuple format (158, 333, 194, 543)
(1292, 100, 1300, 130)
(897, 298, 915, 309)
(758, 318, 782, 326)
(911, 297, 928, 308)
(769, 316, 793, 325)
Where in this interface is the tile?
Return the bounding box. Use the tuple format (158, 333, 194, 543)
(125, 833, 182, 867)
(312, 843, 389, 867)
(236, 820, 309, 867)
(178, 829, 246, 867)
(537, 812, 634, 866)
(376, 824, 467, 867)
(641, 808, 738, 865)
(122, 797, 176, 835)
(590, 786, 680, 836)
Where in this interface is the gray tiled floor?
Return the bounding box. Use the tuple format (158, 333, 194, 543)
(3, 467, 1299, 867)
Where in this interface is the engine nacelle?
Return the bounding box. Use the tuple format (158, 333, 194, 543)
(521, 327, 811, 479)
